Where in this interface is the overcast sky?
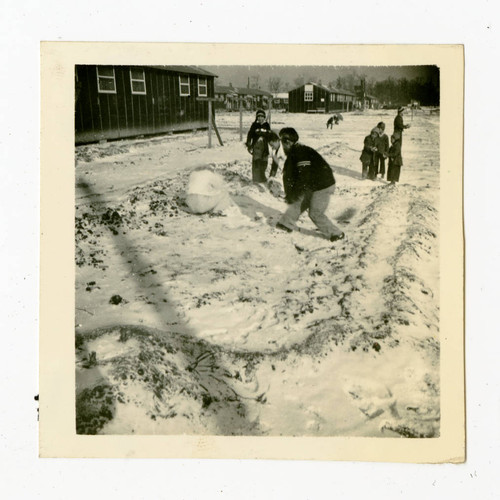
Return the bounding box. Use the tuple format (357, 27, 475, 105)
(204, 65, 439, 90)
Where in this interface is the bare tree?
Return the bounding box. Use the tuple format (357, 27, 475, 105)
(293, 75, 305, 88)
(335, 76, 346, 90)
(366, 77, 376, 95)
(268, 77, 283, 93)
(345, 72, 361, 92)
(250, 75, 260, 89)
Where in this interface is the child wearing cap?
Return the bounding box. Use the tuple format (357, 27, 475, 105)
(394, 107, 410, 146)
(246, 109, 271, 183)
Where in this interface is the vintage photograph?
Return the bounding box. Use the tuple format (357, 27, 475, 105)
(39, 42, 464, 461)
(73, 62, 441, 438)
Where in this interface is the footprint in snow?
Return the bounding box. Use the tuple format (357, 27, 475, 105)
(343, 378, 399, 420)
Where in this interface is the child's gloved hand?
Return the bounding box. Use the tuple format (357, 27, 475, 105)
(267, 178, 284, 198)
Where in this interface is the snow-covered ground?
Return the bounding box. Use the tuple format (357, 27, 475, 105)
(75, 109, 440, 438)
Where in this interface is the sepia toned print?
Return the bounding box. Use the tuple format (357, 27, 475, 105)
(40, 43, 464, 461)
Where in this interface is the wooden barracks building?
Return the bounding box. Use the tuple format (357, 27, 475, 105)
(288, 82, 357, 113)
(75, 65, 217, 144)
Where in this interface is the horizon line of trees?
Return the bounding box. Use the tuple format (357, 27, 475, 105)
(370, 76, 440, 106)
(260, 72, 440, 106)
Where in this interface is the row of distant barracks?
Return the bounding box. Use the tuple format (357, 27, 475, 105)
(75, 65, 369, 144)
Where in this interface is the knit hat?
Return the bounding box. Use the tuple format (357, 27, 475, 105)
(397, 106, 405, 113)
(256, 109, 266, 118)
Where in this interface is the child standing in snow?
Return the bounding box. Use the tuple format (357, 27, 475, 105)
(394, 106, 410, 147)
(246, 109, 271, 183)
(374, 122, 389, 179)
(266, 131, 286, 197)
(360, 129, 378, 180)
(185, 166, 231, 214)
(267, 131, 285, 178)
(386, 132, 403, 184)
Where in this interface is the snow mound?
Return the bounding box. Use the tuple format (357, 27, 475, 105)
(76, 325, 265, 435)
(75, 111, 441, 437)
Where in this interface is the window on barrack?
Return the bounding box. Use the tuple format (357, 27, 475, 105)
(130, 68, 146, 95)
(96, 66, 116, 94)
(179, 75, 190, 96)
(198, 77, 208, 97)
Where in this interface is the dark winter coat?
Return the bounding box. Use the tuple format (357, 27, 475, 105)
(246, 121, 271, 154)
(387, 140, 402, 166)
(282, 143, 335, 204)
(394, 114, 405, 134)
(360, 135, 377, 164)
(376, 133, 389, 156)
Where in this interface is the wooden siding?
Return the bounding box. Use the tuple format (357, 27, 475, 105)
(328, 92, 355, 112)
(288, 84, 331, 113)
(75, 66, 215, 144)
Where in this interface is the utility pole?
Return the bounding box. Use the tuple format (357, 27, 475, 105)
(267, 97, 272, 128)
(196, 97, 221, 148)
(239, 98, 243, 142)
(208, 100, 212, 148)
